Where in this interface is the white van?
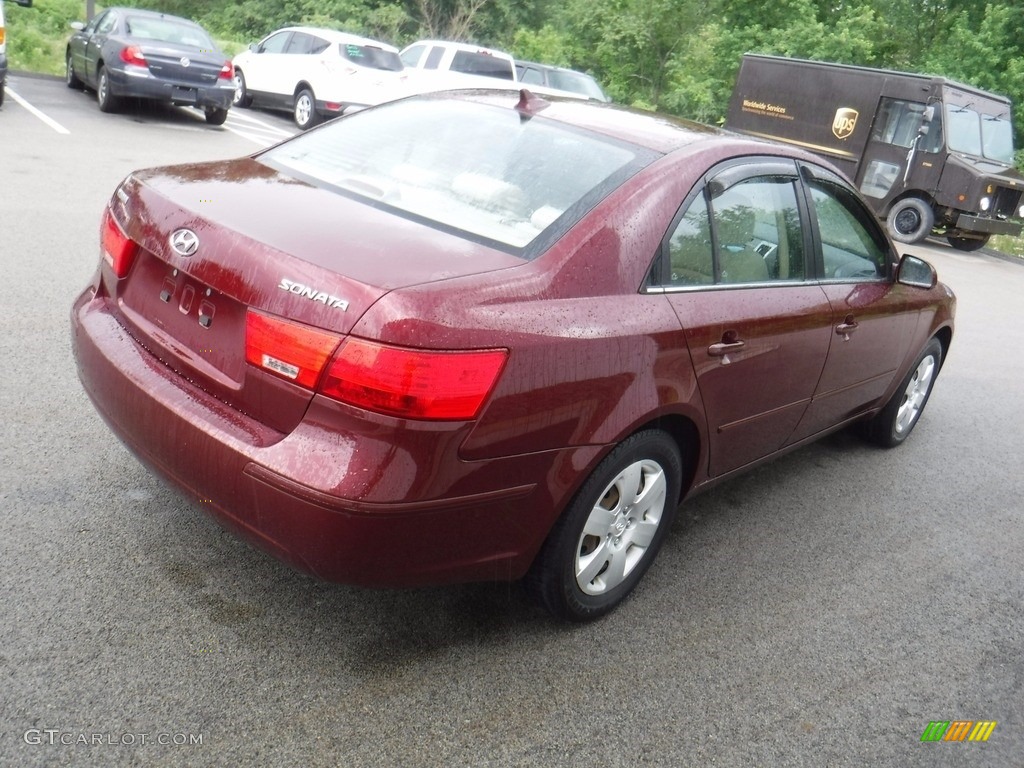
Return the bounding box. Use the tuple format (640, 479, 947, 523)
(0, 0, 32, 108)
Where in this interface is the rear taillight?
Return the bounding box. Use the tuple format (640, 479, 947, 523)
(319, 338, 508, 421)
(245, 311, 342, 389)
(219, 61, 234, 80)
(245, 312, 507, 420)
(119, 45, 147, 68)
(101, 208, 139, 279)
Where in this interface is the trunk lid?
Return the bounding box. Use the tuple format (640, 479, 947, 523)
(138, 43, 225, 86)
(108, 158, 523, 433)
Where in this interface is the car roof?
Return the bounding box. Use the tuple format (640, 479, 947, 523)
(517, 60, 587, 75)
(401, 39, 514, 60)
(442, 89, 724, 155)
(269, 26, 399, 52)
(110, 7, 203, 26)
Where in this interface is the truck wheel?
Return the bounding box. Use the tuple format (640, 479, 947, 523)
(947, 234, 989, 252)
(886, 198, 934, 244)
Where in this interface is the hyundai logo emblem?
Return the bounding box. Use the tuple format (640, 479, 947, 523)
(170, 229, 199, 257)
(180, 57, 191, 68)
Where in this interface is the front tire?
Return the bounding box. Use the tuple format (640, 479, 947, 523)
(96, 65, 119, 113)
(525, 430, 683, 622)
(947, 234, 989, 252)
(886, 198, 934, 244)
(232, 69, 251, 108)
(66, 51, 83, 89)
(293, 87, 320, 130)
(863, 338, 942, 447)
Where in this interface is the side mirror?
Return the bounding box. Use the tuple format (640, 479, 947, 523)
(896, 253, 937, 289)
(69, 21, 85, 31)
(249, 42, 260, 53)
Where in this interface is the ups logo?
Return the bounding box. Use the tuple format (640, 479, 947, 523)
(833, 108, 859, 139)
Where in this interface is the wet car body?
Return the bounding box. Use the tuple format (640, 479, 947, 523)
(72, 90, 955, 620)
(65, 6, 234, 123)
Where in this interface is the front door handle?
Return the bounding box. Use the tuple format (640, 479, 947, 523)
(708, 340, 745, 357)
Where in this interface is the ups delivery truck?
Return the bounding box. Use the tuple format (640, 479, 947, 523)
(726, 53, 1024, 251)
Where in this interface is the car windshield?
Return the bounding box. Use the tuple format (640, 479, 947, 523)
(945, 103, 1015, 164)
(124, 16, 215, 50)
(340, 43, 402, 72)
(259, 98, 647, 251)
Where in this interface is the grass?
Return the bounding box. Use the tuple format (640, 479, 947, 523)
(990, 234, 1024, 259)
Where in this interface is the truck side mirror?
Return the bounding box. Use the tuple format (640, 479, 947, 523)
(896, 254, 937, 288)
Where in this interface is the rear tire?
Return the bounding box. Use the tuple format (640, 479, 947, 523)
(886, 198, 934, 244)
(863, 338, 942, 447)
(947, 234, 989, 252)
(96, 65, 119, 113)
(204, 107, 229, 126)
(525, 430, 683, 622)
(293, 87, 320, 130)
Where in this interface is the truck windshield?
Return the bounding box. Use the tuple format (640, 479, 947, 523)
(945, 103, 1015, 165)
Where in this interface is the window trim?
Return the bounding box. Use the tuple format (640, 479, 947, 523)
(798, 162, 897, 283)
(645, 156, 814, 293)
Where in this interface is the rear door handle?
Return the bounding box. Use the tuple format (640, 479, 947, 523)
(836, 316, 859, 340)
(708, 340, 745, 357)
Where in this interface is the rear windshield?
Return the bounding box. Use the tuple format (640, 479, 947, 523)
(451, 51, 514, 80)
(124, 16, 215, 50)
(340, 43, 402, 72)
(260, 98, 649, 253)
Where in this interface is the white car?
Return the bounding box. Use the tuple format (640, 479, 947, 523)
(232, 26, 408, 129)
(399, 40, 591, 102)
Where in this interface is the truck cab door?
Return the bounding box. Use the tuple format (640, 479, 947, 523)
(856, 97, 944, 209)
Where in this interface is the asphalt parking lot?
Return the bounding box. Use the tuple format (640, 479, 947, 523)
(1, 73, 1022, 767)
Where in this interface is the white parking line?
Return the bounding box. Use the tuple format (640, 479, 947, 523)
(220, 110, 296, 147)
(4, 86, 71, 135)
(228, 110, 294, 136)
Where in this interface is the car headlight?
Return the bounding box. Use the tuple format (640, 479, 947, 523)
(979, 196, 991, 212)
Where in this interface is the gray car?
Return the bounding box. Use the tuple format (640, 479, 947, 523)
(65, 6, 234, 124)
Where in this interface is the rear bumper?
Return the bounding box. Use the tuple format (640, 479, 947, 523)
(108, 66, 233, 110)
(71, 289, 583, 587)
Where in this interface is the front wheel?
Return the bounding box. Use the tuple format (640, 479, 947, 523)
(886, 198, 934, 244)
(525, 430, 683, 621)
(96, 65, 119, 113)
(863, 338, 943, 447)
(232, 69, 251, 108)
(947, 234, 989, 252)
(293, 87, 320, 130)
(66, 51, 83, 89)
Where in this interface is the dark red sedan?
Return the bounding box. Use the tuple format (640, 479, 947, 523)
(71, 90, 955, 621)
